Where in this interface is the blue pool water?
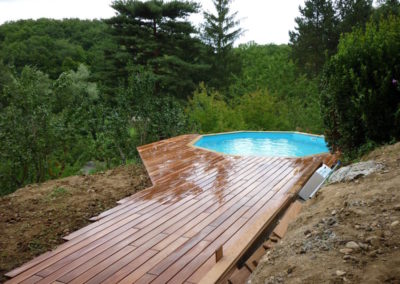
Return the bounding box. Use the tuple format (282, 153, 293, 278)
(194, 132, 329, 157)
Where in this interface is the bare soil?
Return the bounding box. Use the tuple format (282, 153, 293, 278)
(249, 143, 400, 284)
(0, 164, 151, 282)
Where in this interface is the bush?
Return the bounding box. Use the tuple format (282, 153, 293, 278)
(186, 84, 244, 133)
(124, 70, 189, 143)
(238, 90, 289, 130)
(321, 15, 400, 155)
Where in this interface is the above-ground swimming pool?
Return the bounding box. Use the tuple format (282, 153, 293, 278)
(193, 131, 329, 157)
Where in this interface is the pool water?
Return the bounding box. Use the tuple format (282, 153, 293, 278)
(194, 132, 329, 157)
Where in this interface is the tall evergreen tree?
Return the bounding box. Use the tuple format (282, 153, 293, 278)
(202, 0, 243, 90)
(289, 0, 338, 75)
(335, 0, 373, 34)
(107, 0, 207, 98)
(374, 0, 400, 18)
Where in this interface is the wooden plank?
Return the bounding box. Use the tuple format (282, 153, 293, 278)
(35, 229, 140, 283)
(118, 237, 189, 284)
(198, 158, 323, 283)
(273, 200, 303, 239)
(134, 273, 157, 284)
(86, 250, 158, 284)
(151, 241, 211, 284)
(187, 256, 215, 283)
(19, 275, 43, 284)
(245, 246, 266, 272)
(6, 218, 141, 283)
(169, 217, 249, 283)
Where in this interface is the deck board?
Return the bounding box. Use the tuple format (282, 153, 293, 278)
(6, 134, 333, 284)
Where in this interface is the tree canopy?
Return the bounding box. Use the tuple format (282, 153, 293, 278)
(106, 0, 207, 98)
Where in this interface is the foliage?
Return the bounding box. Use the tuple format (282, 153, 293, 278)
(289, 0, 374, 76)
(373, 0, 400, 20)
(202, 0, 243, 90)
(0, 65, 131, 195)
(0, 67, 55, 194)
(202, 0, 242, 54)
(0, 19, 112, 79)
(124, 69, 188, 142)
(321, 16, 400, 156)
(289, 0, 338, 75)
(237, 91, 289, 131)
(335, 0, 373, 34)
(187, 82, 320, 134)
(187, 84, 244, 133)
(106, 0, 208, 99)
(229, 43, 324, 133)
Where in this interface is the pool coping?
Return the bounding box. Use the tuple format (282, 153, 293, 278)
(187, 131, 330, 159)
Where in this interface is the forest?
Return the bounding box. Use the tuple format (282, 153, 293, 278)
(0, 0, 399, 195)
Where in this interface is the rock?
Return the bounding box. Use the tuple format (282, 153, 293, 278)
(366, 236, 380, 247)
(394, 204, 400, 211)
(340, 248, 353, 254)
(304, 229, 311, 236)
(391, 220, 399, 227)
(336, 270, 347, 277)
(345, 241, 360, 250)
(287, 266, 295, 274)
(331, 210, 337, 216)
(328, 161, 385, 184)
(358, 242, 369, 250)
(343, 255, 351, 260)
(327, 217, 336, 226)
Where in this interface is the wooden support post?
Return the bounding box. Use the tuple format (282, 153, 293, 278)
(216, 246, 223, 262)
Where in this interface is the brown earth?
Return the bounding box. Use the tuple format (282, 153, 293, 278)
(0, 164, 151, 282)
(249, 143, 400, 284)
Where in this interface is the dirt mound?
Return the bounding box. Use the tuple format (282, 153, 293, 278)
(249, 143, 400, 284)
(0, 164, 151, 282)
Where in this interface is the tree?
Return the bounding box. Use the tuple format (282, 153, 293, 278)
(202, 0, 243, 90)
(289, 0, 338, 75)
(0, 19, 111, 79)
(335, 0, 373, 34)
(321, 16, 400, 155)
(373, 0, 400, 19)
(106, 0, 207, 98)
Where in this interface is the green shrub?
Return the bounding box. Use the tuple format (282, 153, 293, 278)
(321, 15, 400, 155)
(186, 84, 244, 133)
(238, 90, 289, 131)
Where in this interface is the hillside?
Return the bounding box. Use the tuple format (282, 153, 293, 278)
(249, 143, 400, 284)
(0, 164, 150, 282)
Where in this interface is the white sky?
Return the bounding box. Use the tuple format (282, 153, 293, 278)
(0, 0, 306, 45)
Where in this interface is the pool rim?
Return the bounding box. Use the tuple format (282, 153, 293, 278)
(188, 131, 330, 158)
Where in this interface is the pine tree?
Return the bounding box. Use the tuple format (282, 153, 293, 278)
(289, 0, 338, 75)
(374, 0, 400, 18)
(202, 0, 243, 90)
(335, 0, 373, 34)
(106, 0, 207, 98)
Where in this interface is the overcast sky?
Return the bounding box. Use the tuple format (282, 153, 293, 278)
(0, 0, 306, 45)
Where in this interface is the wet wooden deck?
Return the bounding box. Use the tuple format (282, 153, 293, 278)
(6, 134, 334, 283)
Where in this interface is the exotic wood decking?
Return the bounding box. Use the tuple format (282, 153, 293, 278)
(6, 134, 335, 284)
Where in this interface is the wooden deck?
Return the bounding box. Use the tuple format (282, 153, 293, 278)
(6, 134, 334, 284)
